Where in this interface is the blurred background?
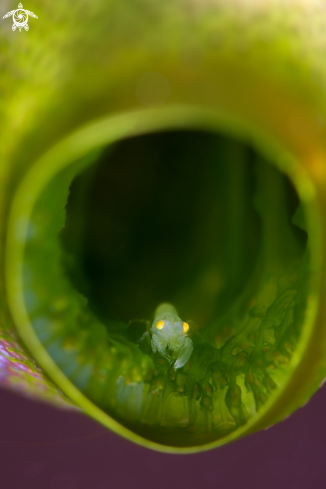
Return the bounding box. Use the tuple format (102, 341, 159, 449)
(0, 382, 325, 489)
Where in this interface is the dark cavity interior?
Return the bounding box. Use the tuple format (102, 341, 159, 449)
(62, 130, 299, 327)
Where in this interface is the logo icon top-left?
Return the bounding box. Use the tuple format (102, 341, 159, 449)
(3, 3, 38, 32)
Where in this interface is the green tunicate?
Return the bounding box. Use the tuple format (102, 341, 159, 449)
(21, 130, 309, 448)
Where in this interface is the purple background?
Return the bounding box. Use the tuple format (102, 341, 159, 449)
(0, 385, 325, 489)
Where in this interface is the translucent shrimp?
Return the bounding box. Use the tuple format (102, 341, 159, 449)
(142, 303, 193, 370)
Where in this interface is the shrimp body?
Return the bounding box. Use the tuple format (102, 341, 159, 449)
(146, 303, 193, 370)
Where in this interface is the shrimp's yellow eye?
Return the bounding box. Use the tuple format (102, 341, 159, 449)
(183, 322, 189, 333)
(156, 320, 165, 330)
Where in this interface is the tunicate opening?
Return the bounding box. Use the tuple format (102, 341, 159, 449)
(22, 128, 310, 448)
